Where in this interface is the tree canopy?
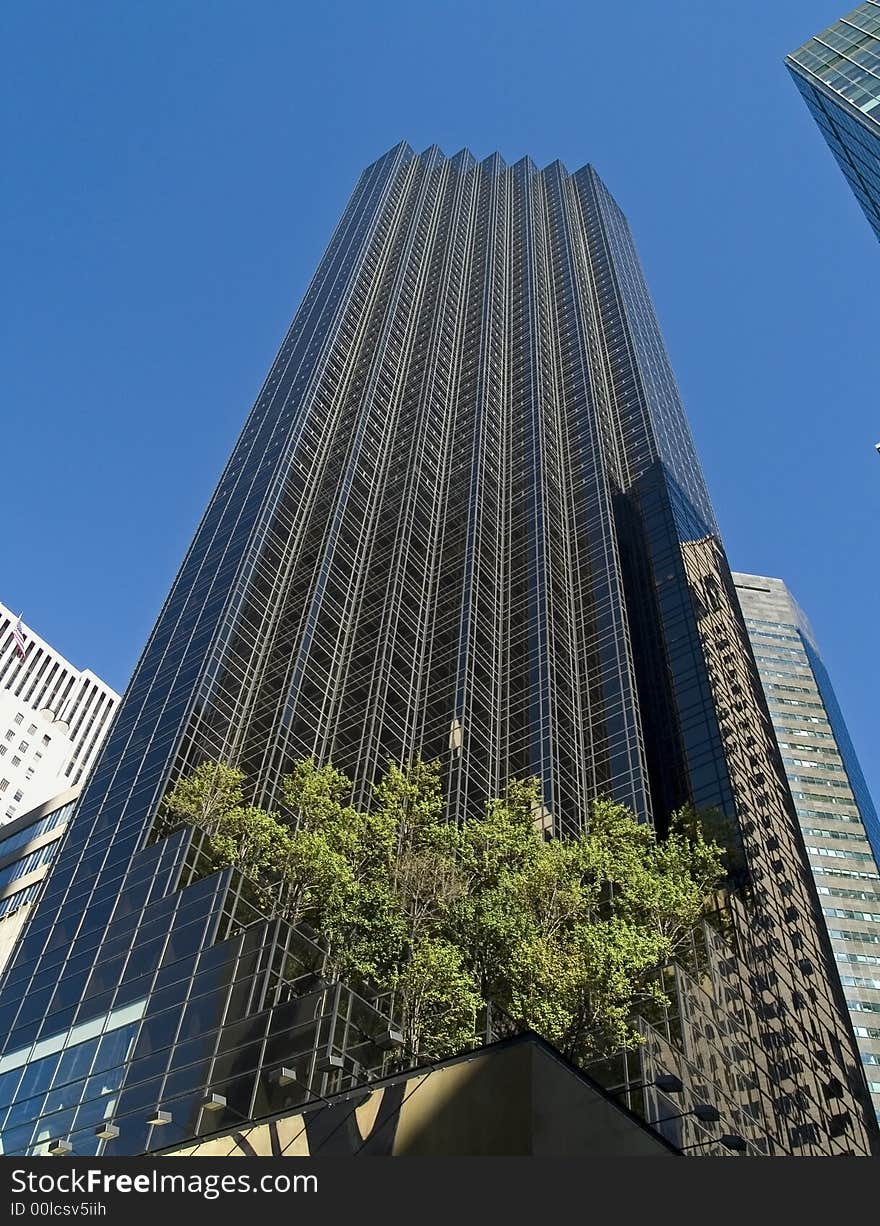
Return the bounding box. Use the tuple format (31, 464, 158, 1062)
(161, 757, 725, 1064)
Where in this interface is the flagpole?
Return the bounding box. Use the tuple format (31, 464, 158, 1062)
(12, 613, 27, 661)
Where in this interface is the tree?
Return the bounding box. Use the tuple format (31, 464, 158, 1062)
(394, 938, 482, 1060)
(160, 757, 725, 1065)
(211, 805, 290, 882)
(445, 793, 725, 1060)
(162, 761, 246, 837)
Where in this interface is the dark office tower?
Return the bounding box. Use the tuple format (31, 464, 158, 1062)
(786, 3, 880, 241)
(0, 145, 875, 1158)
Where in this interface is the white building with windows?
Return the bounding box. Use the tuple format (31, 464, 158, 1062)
(0, 602, 120, 825)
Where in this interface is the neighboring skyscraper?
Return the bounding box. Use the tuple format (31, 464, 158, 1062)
(734, 573, 880, 1121)
(0, 145, 875, 1158)
(0, 603, 120, 824)
(786, 2, 880, 240)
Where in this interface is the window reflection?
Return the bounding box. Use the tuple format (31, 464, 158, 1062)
(0, 1018, 139, 1153)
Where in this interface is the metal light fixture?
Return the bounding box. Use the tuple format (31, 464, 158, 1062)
(683, 1133, 747, 1154)
(693, 1103, 721, 1124)
(317, 1053, 345, 1072)
(200, 1093, 227, 1112)
(653, 1102, 721, 1126)
(720, 1133, 748, 1152)
(613, 1073, 684, 1095)
(95, 1123, 119, 1141)
(654, 1074, 684, 1094)
(276, 1067, 297, 1087)
(147, 1110, 172, 1126)
(377, 1028, 404, 1051)
(48, 1140, 72, 1156)
(823, 1077, 844, 1101)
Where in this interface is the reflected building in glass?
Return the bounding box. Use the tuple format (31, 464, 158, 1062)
(0, 144, 876, 1157)
(786, 2, 880, 240)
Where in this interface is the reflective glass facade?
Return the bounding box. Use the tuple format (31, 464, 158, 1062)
(0, 144, 875, 1157)
(787, 2, 880, 240)
(0, 790, 75, 975)
(734, 573, 880, 1122)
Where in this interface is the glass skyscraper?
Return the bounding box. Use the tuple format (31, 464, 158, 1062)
(786, 2, 880, 240)
(0, 144, 875, 1157)
(734, 573, 880, 1122)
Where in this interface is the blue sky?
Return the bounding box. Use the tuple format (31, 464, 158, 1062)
(1, 1, 877, 804)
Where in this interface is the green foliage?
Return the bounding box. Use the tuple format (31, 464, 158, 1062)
(394, 939, 482, 1060)
(447, 793, 725, 1063)
(162, 757, 725, 1066)
(162, 761, 245, 837)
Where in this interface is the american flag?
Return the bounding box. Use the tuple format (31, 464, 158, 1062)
(12, 616, 26, 660)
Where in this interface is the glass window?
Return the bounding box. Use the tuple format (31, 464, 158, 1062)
(0, 1067, 24, 1109)
(16, 1054, 59, 1102)
(4, 1092, 45, 1131)
(0, 1122, 36, 1156)
(32, 1106, 77, 1148)
(90, 1023, 139, 1076)
(43, 1079, 87, 1116)
(52, 1039, 99, 1089)
(72, 1095, 116, 1131)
